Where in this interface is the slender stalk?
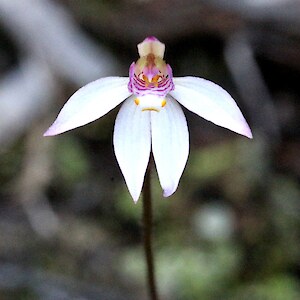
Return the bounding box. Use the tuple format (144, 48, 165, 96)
(142, 165, 159, 300)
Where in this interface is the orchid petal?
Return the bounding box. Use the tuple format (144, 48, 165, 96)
(171, 77, 253, 138)
(151, 97, 189, 197)
(44, 77, 130, 136)
(113, 96, 151, 202)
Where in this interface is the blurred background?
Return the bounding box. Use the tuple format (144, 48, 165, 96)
(0, 0, 299, 299)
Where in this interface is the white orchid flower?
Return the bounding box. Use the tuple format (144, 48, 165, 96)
(44, 37, 252, 202)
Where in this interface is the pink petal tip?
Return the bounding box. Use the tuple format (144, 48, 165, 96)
(43, 129, 54, 137)
(43, 124, 61, 137)
(144, 36, 159, 42)
(163, 188, 175, 198)
(242, 124, 253, 139)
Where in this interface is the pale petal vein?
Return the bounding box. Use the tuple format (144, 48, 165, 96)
(151, 97, 189, 197)
(44, 77, 130, 136)
(171, 77, 252, 138)
(113, 96, 151, 202)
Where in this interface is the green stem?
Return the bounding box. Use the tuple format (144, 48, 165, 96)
(142, 165, 159, 300)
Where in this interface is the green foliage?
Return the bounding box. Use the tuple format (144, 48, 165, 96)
(231, 275, 300, 300)
(121, 244, 241, 300)
(54, 135, 90, 184)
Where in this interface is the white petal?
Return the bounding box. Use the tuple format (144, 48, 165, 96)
(44, 77, 130, 136)
(171, 77, 253, 138)
(113, 96, 151, 202)
(151, 97, 189, 197)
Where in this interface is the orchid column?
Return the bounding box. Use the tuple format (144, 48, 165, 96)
(44, 37, 252, 300)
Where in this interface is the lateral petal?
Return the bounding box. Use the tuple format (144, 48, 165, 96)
(151, 98, 189, 197)
(171, 77, 252, 138)
(44, 77, 130, 136)
(113, 96, 151, 202)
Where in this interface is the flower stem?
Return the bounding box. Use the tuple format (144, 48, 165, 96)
(142, 165, 159, 300)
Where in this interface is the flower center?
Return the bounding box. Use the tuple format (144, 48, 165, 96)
(139, 73, 162, 87)
(128, 37, 175, 111)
